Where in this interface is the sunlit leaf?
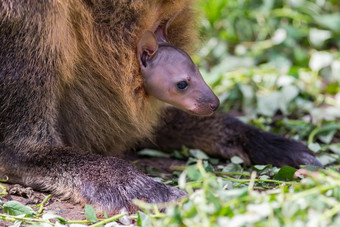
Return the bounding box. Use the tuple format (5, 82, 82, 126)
(309, 51, 333, 71)
(84, 204, 97, 223)
(231, 156, 244, 164)
(314, 14, 340, 32)
(137, 211, 151, 227)
(138, 149, 170, 158)
(3, 201, 36, 217)
(309, 28, 332, 47)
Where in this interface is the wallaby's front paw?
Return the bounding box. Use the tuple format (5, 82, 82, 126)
(76, 157, 186, 214)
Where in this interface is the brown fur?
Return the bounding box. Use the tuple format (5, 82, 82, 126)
(0, 0, 321, 213)
(1, 0, 197, 154)
(55, 0, 198, 154)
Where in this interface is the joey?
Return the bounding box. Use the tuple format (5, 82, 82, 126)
(137, 21, 219, 116)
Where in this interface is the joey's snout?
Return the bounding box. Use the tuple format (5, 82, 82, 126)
(208, 92, 220, 111)
(210, 98, 220, 111)
(190, 89, 220, 116)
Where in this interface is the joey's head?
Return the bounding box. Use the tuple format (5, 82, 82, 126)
(137, 29, 219, 116)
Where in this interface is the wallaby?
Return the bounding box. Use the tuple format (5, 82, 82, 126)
(0, 0, 321, 214)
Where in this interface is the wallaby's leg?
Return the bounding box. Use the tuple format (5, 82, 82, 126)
(0, 145, 184, 213)
(152, 108, 322, 168)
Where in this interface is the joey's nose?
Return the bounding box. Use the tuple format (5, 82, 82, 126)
(209, 101, 219, 111)
(209, 95, 220, 111)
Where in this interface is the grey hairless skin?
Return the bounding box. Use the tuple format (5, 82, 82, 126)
(137, 20, 220, 116)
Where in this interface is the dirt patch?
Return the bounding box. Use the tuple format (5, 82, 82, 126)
(1, 184, 85, 220)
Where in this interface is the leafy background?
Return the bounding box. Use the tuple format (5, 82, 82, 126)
(197, 0, 340, 166)
(1, 0, 340, 226)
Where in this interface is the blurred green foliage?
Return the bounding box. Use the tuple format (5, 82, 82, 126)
(195, 0, 340, 166)
(198, 0, 340, 70)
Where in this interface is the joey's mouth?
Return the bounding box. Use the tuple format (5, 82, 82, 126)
(174, 96, 220, 117)
(184, 107, 216, 117)
(183, 96, 220, 116)
(188, 111, 215, 117)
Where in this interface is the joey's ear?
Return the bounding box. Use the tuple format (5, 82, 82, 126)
(155, 11, 181, 43)
(137, 30, 158, 67)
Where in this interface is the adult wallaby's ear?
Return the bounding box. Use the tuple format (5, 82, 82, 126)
(137, 30, 158, 67)
(155, 11, 181, 43)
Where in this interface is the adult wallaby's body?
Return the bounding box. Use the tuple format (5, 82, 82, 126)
(0, 0, 320, 213)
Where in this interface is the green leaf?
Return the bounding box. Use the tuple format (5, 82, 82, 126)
(209, 158, 220, 165)
(309, 51, 333, 71)
(224, 187, 249, 199)
(308, 142, 322, 153)
(222, 163, 242, 173)
(279, 85, 299, 114)
(203, 160, 215, 173)
(239, 84, 255, 114)
(137, 211, 151, 227)
(186, 165, 202, 181)
(27, 224, 53, 227)
(138, 149, 170, 158)
(3, 201, 36, 217)
(257, 92, 281, 117)
(42, 213, 66, 223)
(332, 187, 340, 200)
(317, 154, 337, 166)
(189, 149, 209, 160)
(104, 211, 109, 219)
(329, 144, 340, 154)
(314, 14, 340, 32)
(178, 171, 187, 189)
(259, 175, 270, 180)
(274, 166, 297, 181)
(253, 165, 271, 171)
(9, 221, 22, 227)
(309, 28, 332, 48)
(318, 130, 336, 144)
(301, 165, 321, 172)
(231, 156, 244, 164)
(104, 222, 125, 227)
(84, 204, 98, 223)
(173, 150, 186, 160)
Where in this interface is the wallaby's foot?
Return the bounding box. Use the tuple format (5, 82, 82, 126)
(242, 129, 323, 168)
(51, 156, 186, 213)
(213, 114, 322, 168)
(0, 147, 186, 214)
(77, 159, 186, 213)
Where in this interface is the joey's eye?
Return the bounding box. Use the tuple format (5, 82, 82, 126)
(176, 81, 188, 90)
